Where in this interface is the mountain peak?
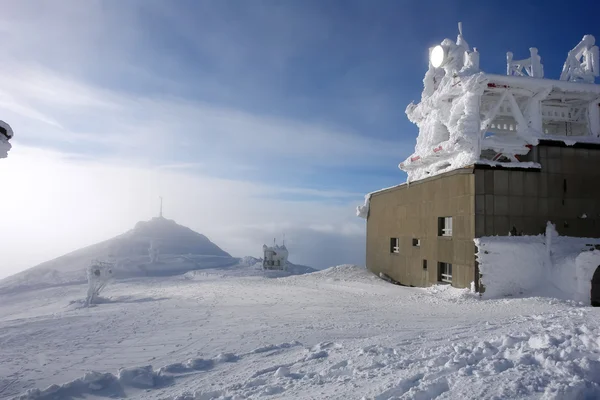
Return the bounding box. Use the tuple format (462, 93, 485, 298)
(0, 217, 232, 293)
(112, 217, 231, 258)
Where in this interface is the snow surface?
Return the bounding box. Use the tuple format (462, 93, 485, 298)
(3, 264, 600, 399)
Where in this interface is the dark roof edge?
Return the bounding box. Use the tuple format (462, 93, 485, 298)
(538, 139, 600, 150)
(472, 164, 541, 172)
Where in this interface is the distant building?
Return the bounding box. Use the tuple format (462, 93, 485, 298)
(358, 25, 600, 303)
(263, 242, 288, 270)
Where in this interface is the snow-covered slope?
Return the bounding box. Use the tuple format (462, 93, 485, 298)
(0, 217, 236, 294)
(182, 256, 316, 280)
(2, 265, 599, 400)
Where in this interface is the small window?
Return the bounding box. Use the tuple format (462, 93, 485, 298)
(412, 238, 421, 247)
(390, 238, 400, 253)
(438, 217, 453, 237)
(423, 260, 428, 270)
(438, 262, 452, 283)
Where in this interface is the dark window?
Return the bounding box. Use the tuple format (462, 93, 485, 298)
(438, 217, 453, 237)
(412, 238, 421, 247)
(423, 260, 428, 270)
(438, 262, 452, 283)
(390, 238, 400, 253)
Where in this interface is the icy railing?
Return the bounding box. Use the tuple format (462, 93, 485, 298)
(507, 47, 544, 78)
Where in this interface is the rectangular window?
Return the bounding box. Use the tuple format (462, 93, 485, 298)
(412, 238, 421, 247)
(390, 238, 400, 253)
(423, 260, 428, 270)
(438, 217, 453, 237)
(438, 262, 452, 283)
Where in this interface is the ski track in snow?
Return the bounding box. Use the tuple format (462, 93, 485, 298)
(1, 266, 600, 399)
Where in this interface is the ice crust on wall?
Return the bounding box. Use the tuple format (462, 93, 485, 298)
(356, 183, 407, 219)
(475, 223, 600, 301)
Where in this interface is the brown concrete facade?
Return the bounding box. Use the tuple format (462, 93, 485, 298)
(475, 142, 600, 238)
(366, 141, 600, 289)
(366, 168, 477, 288)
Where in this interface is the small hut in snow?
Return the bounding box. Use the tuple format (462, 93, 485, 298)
(263, 241, 288, 270)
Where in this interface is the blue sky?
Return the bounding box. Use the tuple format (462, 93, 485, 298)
(1, 0, 599, 277)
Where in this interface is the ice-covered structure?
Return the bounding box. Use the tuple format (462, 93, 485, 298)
(0, 120, 14, 159)
(401, 24, 600, 182)
(358, 26, 600, 304)
(86, 259, 114, 305)
(476, 223, 600, 302)
(263, 241, 288, 271)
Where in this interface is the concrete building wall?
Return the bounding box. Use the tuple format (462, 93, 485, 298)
(475, 142, 600, 238)
(366, 168, 476, 288)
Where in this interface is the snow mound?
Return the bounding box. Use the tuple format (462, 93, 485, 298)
(311, 264, 376, 281)
(418, 283, 479, 303)
(239, 256, 261, 267)
(284, 264, 378, 284)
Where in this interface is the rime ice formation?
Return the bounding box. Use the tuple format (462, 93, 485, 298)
(355, 183, 406, 218)
(560, 35, 599, 83)
(475, 222, 600, 301)
(86, 260, 114, 305)
(0, 120, 14, 159)
(398, 25, 600, 182)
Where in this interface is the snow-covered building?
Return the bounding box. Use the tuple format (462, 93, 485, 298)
(0, 120, 14, 159)
(262, 242, 288, 270)
(359, 25, 600, 303)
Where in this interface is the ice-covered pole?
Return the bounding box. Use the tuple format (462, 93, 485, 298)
(0, 120, 14, 159)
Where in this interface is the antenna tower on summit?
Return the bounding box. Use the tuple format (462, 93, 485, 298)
(159, 196, 163, 218)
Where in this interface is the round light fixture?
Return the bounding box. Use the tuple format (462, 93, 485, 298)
(430, 45, 446, 68)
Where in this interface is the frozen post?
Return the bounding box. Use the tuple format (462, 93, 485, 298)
(0, 120, 14, 160)
(86, 259, 114, 305)
(506, 47, 544, 78)
(560, 35, 599, 83)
